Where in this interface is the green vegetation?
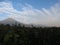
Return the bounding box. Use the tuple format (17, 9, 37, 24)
(0, 24, 60, 45)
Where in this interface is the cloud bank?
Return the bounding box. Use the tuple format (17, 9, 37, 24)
(0, 2, 60, 27)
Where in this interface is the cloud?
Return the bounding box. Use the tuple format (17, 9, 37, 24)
(0, 2, 60, 27)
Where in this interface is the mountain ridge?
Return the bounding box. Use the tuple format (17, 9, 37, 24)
(0, 18, 21, 25)
(0, 18, 34, 27)
(0, 18, 46, 27)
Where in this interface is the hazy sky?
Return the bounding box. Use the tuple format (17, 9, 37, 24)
(0, 0, 60, 26)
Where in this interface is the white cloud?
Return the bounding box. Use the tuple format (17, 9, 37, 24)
(0, 2, 60, 27)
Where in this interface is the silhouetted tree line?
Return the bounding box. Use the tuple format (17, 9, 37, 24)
(0, 24, 60, 45)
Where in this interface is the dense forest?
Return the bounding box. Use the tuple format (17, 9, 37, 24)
(0, 24, 60, 45)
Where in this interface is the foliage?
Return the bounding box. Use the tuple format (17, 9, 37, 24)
(0, 24, 60, 45)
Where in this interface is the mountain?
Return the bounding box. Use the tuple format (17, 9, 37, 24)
(0, 18, 45, 27)
(0, 18, 37, 27)
(0, 18, 21, 25)
(0, 18, 32, 27)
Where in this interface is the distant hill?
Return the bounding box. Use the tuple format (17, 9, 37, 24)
(0, 18, 45, 27)
(0, 18, 21, 25)
(0, 18, 33, 27)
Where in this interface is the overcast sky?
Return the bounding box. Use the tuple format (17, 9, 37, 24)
(0, 0, 60, 26)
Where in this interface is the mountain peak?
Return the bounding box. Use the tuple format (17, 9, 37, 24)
(3, 18, 16, 22)
(5, 18, 14, 20)
(0, 18, 20, 25)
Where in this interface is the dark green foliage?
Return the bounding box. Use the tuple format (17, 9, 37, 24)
(0, 24, 60, 45)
